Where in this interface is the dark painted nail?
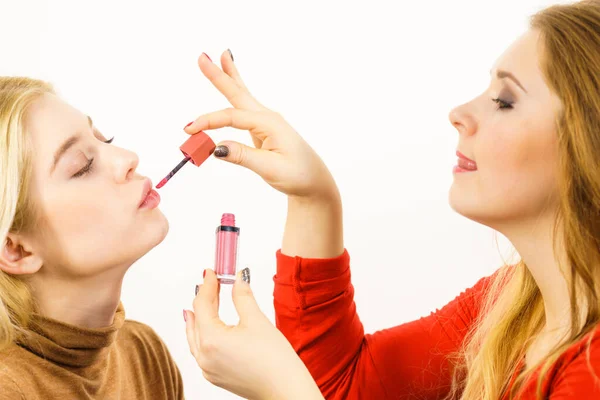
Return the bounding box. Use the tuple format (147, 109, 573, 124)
(184, 121, 193, 129)
(214, 145, 230, 158)
(241, 267, 250, 284)
(203, 52, 212, 62)
(195, 285, 199, 296)
(227, 48, 234, 62)
(203, 269, 206, 278)
(183, 309, 187, 322)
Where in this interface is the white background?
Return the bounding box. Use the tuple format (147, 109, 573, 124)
(0, 0, 565, 398)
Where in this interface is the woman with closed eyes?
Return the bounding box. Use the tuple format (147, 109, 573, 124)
(183, 1, 600, 399)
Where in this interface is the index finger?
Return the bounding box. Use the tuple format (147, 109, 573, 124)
(192, 269, 224, 332)
(198, 53, 262, 111)
(184, 108, 277, 141)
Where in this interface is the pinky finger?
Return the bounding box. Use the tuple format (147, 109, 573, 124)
(220, 49, 269, 113)
(221, 50, 250, 93)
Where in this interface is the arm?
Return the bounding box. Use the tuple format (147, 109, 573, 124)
(274, 250, 500, 399)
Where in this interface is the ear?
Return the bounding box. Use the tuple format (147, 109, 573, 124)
(0, 233, 43, 275)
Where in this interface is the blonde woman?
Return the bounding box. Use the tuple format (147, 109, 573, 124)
(0, 73, 321, 398)
(184, 1, 600, 399)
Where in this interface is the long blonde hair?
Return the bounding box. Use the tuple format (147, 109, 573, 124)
(450, 1, 600, 399)
(0, 77, 55, 351)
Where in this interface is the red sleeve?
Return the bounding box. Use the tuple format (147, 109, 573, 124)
(273, 249, 502, 400)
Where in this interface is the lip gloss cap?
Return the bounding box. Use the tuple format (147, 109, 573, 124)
(180, 131, 216, 166)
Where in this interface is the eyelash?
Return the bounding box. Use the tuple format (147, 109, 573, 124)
(71, 137, 114, 178)
(492, 98, 514, 110)
(72, 158, 94, 178)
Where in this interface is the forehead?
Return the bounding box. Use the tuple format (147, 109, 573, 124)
(493, 30, 549, 97)
(24, 94, 87, 169)
(26, 94, 84, 139)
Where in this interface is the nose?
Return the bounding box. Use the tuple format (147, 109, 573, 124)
(111, 146, 140, 183)
(448, 103, 477, 137)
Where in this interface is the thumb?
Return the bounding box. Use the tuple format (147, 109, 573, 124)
(213, 140, 283, 181)
(231, 267, 263, 324)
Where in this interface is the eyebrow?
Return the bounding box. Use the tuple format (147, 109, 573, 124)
(491, 69, 527, 93)
(50, 115, 93, 174)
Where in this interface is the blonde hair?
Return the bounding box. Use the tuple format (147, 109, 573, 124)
(449, 1, 600, 399)
(0, 77, 55, 351)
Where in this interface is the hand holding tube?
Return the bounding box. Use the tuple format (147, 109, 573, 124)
(184, 269, 324, 400)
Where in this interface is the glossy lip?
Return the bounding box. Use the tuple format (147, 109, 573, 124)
(456, 150, 475, 163)
(138, 178, 153, 208)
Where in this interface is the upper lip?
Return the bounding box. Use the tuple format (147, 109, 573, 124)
(456, 150, 476, 163)
(138, 178, 153, 207)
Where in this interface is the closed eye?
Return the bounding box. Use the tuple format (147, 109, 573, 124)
(72, 158, 94, 178)
(492, 98, 514, 110)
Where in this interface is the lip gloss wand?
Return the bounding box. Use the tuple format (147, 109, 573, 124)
(156, 131, 216, 189)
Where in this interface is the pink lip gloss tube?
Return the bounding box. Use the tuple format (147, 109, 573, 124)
(214, 213, 240, 284)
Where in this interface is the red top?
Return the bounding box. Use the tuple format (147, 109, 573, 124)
(273, 249, 600, 399)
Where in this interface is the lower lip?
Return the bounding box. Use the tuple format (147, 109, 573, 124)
(139, 189, 161, 209)
(453, 158, 477, 173)
(453, 165, 476, 173)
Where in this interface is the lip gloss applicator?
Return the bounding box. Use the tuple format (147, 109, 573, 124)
(156, 131, 216, 189)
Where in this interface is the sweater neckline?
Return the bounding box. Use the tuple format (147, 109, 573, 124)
(16, 301, 125, 368)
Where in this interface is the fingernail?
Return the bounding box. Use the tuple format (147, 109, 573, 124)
(203, 52, 212, 62)
(195, 284, 199, 296)
(214, 145, 229, 158)
(241, 267, 251, 284)
(203, 269, 207, 278)
(227, 48, 234, 62)
(184, 121, 193, 129)
(183, 310, 187, 322)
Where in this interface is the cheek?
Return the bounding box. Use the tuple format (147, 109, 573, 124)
(483, 115, 557, 178)
(477, 117, 559, 212)
(481, 128, 530, 176)
(41, 188, 128, 248)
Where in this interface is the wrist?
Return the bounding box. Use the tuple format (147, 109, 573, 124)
(282, 190, 343, 259)
(288, 190, 341, 210)
(262, 363, 323, 400)
(288, 174, 341, 208)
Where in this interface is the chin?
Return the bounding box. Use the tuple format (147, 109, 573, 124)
(448, 185, 491, 226)
(139, 210, 170, 249)
(150, 211, 170, 246)
(125, 214, 169, 265)
(448, 183, 469, 215)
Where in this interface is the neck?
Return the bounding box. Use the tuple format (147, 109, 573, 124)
(498, 214, 574, 334)
(29, 267, 126, 329)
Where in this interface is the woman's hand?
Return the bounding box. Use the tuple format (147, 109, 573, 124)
(184, 268, 324, 400)
(187, 50, 344, 259)
(185, 51, 338, 203)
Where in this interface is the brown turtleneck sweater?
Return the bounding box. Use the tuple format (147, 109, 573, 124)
(0, 301, 184, 399)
